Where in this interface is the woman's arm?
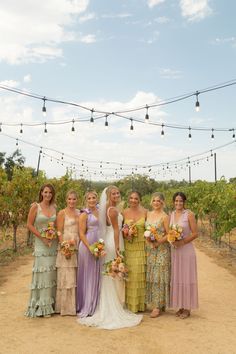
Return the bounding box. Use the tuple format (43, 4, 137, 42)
(56, 210, 65, 243)
(108, 208, 120, 255)
(27, 203, 50, 246)
(78, 213, 91, 251)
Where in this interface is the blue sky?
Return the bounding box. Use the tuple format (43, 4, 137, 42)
(0, 0, 236, 182)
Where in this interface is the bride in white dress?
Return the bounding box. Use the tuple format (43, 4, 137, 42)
(78, 186, 143, 330)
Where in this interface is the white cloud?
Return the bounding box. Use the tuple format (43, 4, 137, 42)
(159, 68, 182, 79)
(79, 12, 96, 23)
(101, 13, 132, 19)
(0, 0, 89, 64)
(0, 79, 20, 88)
(78, 34, 96, 43)
(147, 0, 165, 9)
(213, 37, 236, 48)
(154, 16, 170, 24)
(23, 74, 32, 83)
(180, 0, 212, 22)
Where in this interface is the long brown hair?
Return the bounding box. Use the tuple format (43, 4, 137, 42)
(38, 183, 55, 205)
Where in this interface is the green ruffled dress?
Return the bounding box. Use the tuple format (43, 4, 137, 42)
(25, 204, 57, 317)
(124, 217, 146, 312)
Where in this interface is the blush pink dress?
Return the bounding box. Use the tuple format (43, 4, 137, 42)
(170, 210, 198, 310)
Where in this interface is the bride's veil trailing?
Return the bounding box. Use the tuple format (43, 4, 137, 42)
(98, 187, 108, 246)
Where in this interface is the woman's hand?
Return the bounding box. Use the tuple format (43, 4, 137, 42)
(173, 239, 185, 248)
(41, 237, 52, 247)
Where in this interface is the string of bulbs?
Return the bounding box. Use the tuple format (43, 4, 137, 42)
(0, 79, 235, 138)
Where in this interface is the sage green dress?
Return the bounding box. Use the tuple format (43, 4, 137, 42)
(145, 219, 171, 310)
(124, 217, 146, 313)
(25, 204, 57, 317)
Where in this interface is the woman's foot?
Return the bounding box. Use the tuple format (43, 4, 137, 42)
(44, 314, 51, 318)
(175, 308, 184, 317)
(150, 308, 161, 318)
(179, 309, 190, 319)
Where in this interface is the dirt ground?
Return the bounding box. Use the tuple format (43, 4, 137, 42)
(1, 245, 236, 354)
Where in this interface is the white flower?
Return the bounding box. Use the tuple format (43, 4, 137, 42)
(98, 238, 104, 243)
(94, 248, 99, 252)
(144, 230, 151, 238)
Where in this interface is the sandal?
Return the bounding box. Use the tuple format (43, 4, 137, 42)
(179, 310, 190, 319)
(175, 308, 184, 317)
(150, 308, 161, 318)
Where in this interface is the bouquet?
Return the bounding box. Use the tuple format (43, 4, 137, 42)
(167, 224, 183, 245)
(103, 252, 128, 280)
(89, 238, 106, 258)
(60, 240, 77, 259)
(122, 220, 137, 243)
(144, 225, 164, 247)
(40, 222, 57, 244)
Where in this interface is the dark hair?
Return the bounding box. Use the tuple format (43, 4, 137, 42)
(38, 183, 55, 204)
(128, 190, 142, 201)
(172, 192, 187, 203)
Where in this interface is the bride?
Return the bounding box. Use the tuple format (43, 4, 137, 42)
(78, 186, 143, 329)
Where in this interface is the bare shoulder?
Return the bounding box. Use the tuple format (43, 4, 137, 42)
(187, 210, 195, 219)
(29, 202, 38, 213)
(108, 206, 118, 217)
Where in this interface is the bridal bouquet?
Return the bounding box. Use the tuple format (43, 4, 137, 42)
(40, 222, 58, 242)
(144, 225, 163, 247)
(167, 224, 183, 245)
(60, 240, 77, 259)
(103, 252, 128, 281)
(122, 220, 137, 243)
(89, 238, 106, 258)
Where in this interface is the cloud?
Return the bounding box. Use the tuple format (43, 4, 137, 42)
(180, 0, 212, 22)
(23, 74, 32, 83)
(0, 0, 89, 64)
(101, 13, 132, 19)
(0, 79, 20, 88)
(154, 16, 170, 24)
(212, 37, 236, 48)
(147, 0, 166, 9)
(79, 12, 96, 23)
(159, 68, 182, 79)
(141, 31, 160, 44)
(78, 34, 96, 43)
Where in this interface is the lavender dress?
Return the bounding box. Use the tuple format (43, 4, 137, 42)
(170, 209, 198, 310)
(76, 209, 101, 317)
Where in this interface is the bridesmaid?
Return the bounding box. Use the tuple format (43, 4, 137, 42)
(25, 183, 57, 317)
(76, 191, 100, 317)
(170, 192, 198, 319)
(55, 190, 80, 316)
(145, 192, 170, 317)
(123, 191, 147, 313)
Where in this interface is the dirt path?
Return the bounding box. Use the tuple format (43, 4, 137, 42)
(1, 248, 236, 354)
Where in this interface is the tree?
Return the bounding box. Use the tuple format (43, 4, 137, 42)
(0, 152, 6, 167)
(4, 149, 25, 180)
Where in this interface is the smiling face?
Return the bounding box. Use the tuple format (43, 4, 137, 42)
(152, 196, 163, 211)
(109, 188, 120, 205)
(41, 186, 53, 203)
(66, 193, 77, 208)
(128, 192, 140, 208)
(86, 192, 98, 209)
(174, 195, 185, 211)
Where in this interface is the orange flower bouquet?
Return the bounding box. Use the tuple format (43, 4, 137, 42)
(167, 224, 183, 245)
(40, 222, 57, 246)
(103, 252, 128, 280)
(60, 240, 77, 259)
(89, 238, 106, 258)
(144, 225, 164, 247)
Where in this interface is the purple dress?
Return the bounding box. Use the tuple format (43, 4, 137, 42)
(170, 210, 198, 310)
(76, 209, 101, 317)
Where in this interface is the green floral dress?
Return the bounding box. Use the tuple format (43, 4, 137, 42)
(124, 217, 146, 313)
(25, 204, 57, 317)
(145, 219, 170, 310)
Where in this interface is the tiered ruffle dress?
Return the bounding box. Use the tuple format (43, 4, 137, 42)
(124, 217, 146, 312)
(25, 204, 57, 317)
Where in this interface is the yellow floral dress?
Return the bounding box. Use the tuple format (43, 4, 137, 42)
(145, 219, 170, 310)
(124, 217, 146, 312)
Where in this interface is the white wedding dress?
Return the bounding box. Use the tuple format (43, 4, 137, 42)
(78, 212, 143, 330)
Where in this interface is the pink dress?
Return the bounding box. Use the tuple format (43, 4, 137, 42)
(170, 210, 198, 310)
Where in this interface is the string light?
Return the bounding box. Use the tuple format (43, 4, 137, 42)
(0, 123, 2, 132)
(42, 97, 47, 117)
(161, 123, 165, 137)
(16, 138, 18, 146)
(105, 115, 109, 129)
(145, 105, 149, 123)
(90, 109, 94, 124)
(20, 123, 23, 134)
(130, 119, 134, 131)
(71, 119, 75, 133)
(195, 91, 200, 112)
(211, 128, 214, 140)
(188, 127, 192, 141)
(44, 122, 47, 134)
(232, 129, 235, 139)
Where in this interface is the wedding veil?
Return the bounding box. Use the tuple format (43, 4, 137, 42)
(98, 187, 108, 245)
